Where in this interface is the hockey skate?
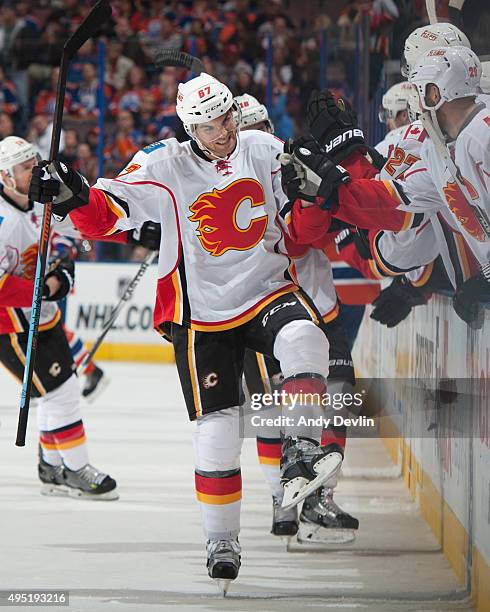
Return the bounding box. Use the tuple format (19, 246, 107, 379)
(38, 455, 66, 497)
(271, 495, 298, 541)
(82, 365, 109, 403)
(280, 437, 343, 510)
(39, 456, 118, 501)
(206, 539, 241, 596)
(298, 487, 359, 544)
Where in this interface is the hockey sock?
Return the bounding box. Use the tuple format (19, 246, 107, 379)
(37, 403, 62, 466)
(256, 437, 283, 499)
(195, 468, 242, 540)
(39, 375, 89, 470)
(193, 407, 243, 541)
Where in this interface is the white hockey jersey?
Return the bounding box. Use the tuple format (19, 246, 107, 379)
(396, 104, 490, 268)
(72, 130, 338, 331)
(374, 125, 408, 158)
(0, 193, 76, 334)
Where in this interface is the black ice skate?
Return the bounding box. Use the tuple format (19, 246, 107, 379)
(82, 365, 109, 403)
(298, 487, 359, 544)
(38, 453, 65, 497)
(280, 437, 343, 510)
(206, 539, 241, 596)
(62, 464, 119, 500)
(39, 454, 118, 501)
(271, 495, 298, 539)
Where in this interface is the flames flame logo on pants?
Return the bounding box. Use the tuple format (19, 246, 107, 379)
(443, 178, 485, 242)
(188, 178, 268, 256)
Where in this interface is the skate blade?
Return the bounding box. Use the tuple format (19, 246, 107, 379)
(297, 522, 356, 545)
(282, 452, 343, 511)
(214, 578, 232, 596)
(67, 487, 119, 501)
(83, 376, 110, 404)
(40, 483, 70, 497)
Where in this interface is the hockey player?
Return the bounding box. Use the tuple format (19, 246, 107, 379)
(286, 47, 486, 328)
(375, 82, 412, 158)
(0, 136, 118, 500)
(29, 73, 346, 591)
(237, 93, 359, 544)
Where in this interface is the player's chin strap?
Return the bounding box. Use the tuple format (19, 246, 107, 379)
(420, 111, 490, 241)
(193, 130, 242, 163)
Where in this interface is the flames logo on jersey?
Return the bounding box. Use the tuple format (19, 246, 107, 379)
(188, 178, 267, 257)
(443, 178, 485, 242)
(21, 243, 38, 280)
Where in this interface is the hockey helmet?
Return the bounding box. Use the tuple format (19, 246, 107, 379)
(378, 82, 412, 123)
(401, 23, 471, 78)
(176, 73, 241, 138)
(235, 94, 274, 133)
(0, 136, 39, 177)
(409, 46, 481, 112)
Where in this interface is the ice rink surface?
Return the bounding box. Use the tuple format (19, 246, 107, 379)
(0, 362, 474, 611)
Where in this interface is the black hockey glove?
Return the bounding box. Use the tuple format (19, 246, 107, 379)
(307, 90, 366, 163)
(129, 221, 161, 251)
(30, 160, 90, 220)
(43, 255, 75, 302)
(452, 263, 490, 329)
(370, 276, 429, 328)
(335, 227, 371, 260)
(279, 137, 350, 209)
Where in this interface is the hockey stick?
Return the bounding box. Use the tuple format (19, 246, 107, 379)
(15, 0, 112, 447)
(419, 112, 490, 240)
(153, 49, 205, 74)
(425, 0, 438, 24)
(76, 250, 158, 376)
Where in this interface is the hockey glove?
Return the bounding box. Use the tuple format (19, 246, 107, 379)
(307, 90, 366, 163)
(279, 138, 350, 209)
(452, 263, 490, 329)
(129, 221, 161, 251)
(43, 255, 75, 302)
(30, 161, 90, 220)
(370, 276, 428, 328)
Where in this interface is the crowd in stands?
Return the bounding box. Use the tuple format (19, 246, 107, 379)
(0, 0, 427, 259)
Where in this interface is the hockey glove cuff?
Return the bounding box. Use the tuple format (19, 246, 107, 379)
(30, 161, 90, 220)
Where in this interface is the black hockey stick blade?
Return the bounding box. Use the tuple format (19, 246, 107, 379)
(154, 49, 205, 74)
(64, 0, 112, 58)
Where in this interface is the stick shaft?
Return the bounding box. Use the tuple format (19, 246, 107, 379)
(16, 0, 111, 447)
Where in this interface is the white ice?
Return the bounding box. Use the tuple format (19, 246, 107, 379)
(0, 362, 474, 611)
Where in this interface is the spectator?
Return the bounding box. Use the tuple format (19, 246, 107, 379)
(59, 129, 79, 167)
(35, 67, 72, 116)
(27, 113, 65, 159)
(113, 17, 147, 65)
(114, 65, 147, 114)
(0, 66, 17, 116)
(105, 110, 143, 171)
(105, 38, 135, 92)
(0, 2, 39, 128)
(72, 63, 102, 118)
(0, 112, 14, 139)
(76, 142, 98, 186)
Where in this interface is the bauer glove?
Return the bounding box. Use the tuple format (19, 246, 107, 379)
(30, 160, 90, 220)
(129, 221, 161, 251)
(307, 90, 366, 163)
(452, 263, 490, 329)
(370, 276, 428, 328)
(43, 255, 75, 302)
(279, 137, 350, 209)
